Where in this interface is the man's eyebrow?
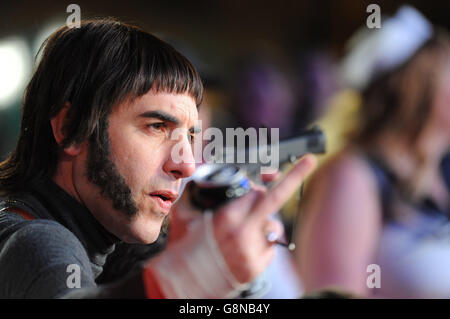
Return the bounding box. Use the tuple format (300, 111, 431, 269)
(139, 110, 200, 133)
(138, 111, 180, 125)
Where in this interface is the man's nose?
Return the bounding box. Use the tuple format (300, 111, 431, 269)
(163, 138, 196, 179)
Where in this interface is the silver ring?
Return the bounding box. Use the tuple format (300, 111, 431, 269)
(266, 231, 279, 243)
(266, 231, 296, 251)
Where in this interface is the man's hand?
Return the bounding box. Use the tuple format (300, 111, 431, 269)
(211, 154, 317, 283)
(144, 154, 317, 298)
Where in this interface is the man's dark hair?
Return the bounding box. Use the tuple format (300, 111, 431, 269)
(0, 18, 203, 195)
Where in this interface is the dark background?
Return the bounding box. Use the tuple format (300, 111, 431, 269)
(0, 0, 449, 157)
(1, 1, 449, 54)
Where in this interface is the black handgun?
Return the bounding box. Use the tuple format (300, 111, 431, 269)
(189, 126, 326, 210)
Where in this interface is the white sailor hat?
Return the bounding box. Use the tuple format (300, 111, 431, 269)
(340, 5, 433, 90)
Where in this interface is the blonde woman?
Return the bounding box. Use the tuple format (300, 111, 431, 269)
(295, 7, 450, 298)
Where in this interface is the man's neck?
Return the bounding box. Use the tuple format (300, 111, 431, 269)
(52, 154, 84, 205)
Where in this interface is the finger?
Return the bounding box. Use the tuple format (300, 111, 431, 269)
(214, 188, 262, 222)
(260, 169, 280, 184)
(264, 219, 285, 245)
(251, 154, 317, 221)
(250, 180, 267, 193)
(212, 189, 264, 243)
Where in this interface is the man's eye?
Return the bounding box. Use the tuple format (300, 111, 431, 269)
(147, 122, 167, 130)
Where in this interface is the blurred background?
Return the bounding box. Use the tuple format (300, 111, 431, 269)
(0, 0, 448, 152)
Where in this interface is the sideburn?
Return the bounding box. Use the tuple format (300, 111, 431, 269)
(86, 119, 137, 218)
(86, 119, 170, 235)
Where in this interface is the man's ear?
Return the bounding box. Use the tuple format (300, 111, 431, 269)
(50, 102, 82, 156)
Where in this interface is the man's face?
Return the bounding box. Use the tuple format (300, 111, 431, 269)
(74, 91, 198, 244)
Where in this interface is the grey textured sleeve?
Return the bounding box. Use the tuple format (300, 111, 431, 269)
(0, 220, 146, 298)
(0, 220, 96, 298)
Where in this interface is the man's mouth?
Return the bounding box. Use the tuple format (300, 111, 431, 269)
(149, 191, 178, 212)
